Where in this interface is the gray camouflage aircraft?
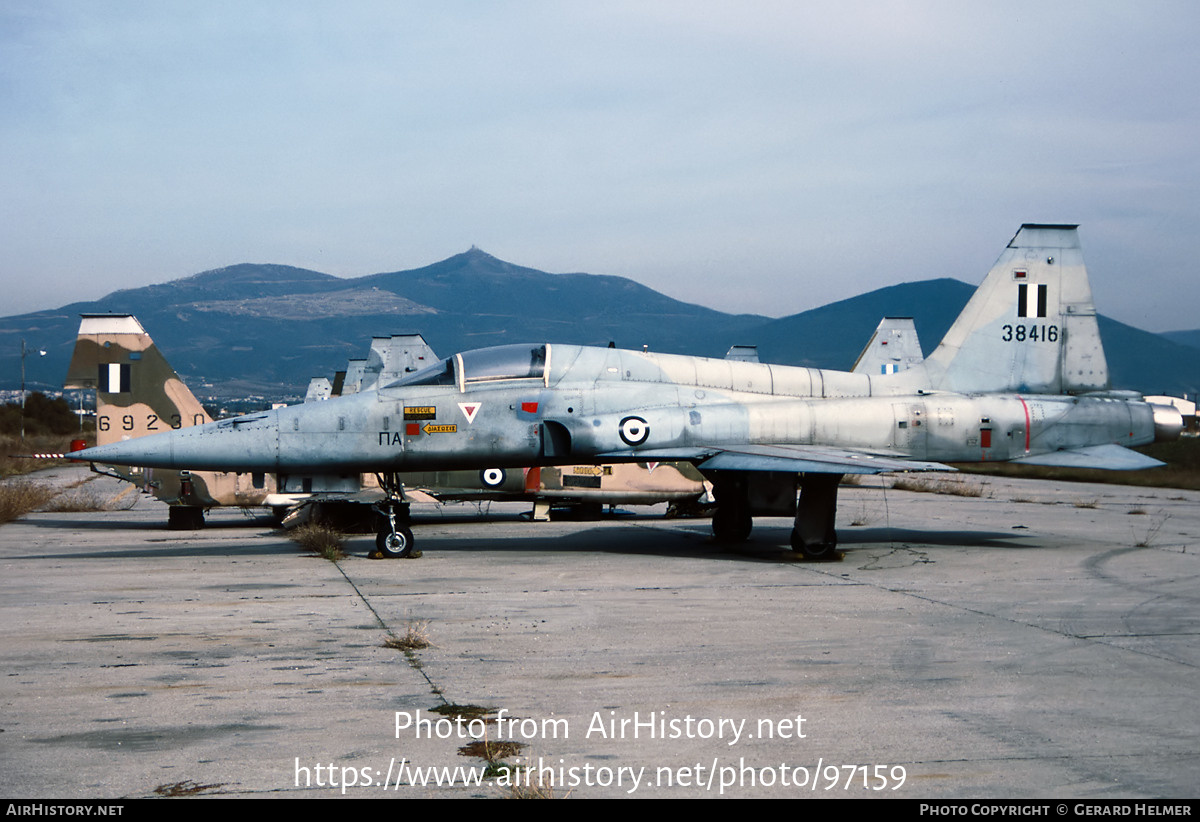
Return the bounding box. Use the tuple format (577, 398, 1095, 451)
(69, 225, 1184, 559)
(63, 319, 706, 528)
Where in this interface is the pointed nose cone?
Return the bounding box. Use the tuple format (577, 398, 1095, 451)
(69, 411, 283, 472)
(71, 434, 180, 468)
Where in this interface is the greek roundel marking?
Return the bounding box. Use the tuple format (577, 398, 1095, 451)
(618, 415, 650, 446)
(480, 468, 506, 487)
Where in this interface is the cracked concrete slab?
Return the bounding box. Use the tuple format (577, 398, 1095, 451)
(2, 465, 1198, 798)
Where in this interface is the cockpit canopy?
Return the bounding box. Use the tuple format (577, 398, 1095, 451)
(383, 344, 548, 391)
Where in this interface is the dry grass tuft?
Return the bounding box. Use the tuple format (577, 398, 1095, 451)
(153, 780, 224, 797)
(459, 739, 524, 761)
(507, 772, 561, 799)
(384, 620, 431, 651)
(0, 481, 58, 524)
(1134, 513, 1170, 548)
(288, 522, 346, 560)
(41, 483, 133, 512)
(504, 761, 568, 799)
(454, 729, 556, 797)
(431, 703, 495, 721)
(892, 477, 985, 497)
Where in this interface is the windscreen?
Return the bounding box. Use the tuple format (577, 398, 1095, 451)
(382, 357, 456, 389)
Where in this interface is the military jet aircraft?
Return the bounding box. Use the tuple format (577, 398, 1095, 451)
(69, 225, 1183, 560)
(63, 317, 706, 529)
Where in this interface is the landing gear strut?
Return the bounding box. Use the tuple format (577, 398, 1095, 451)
(790, 473, 842, 561)
(710, 473, 752, 542)
(374, 473, 416, 558)
(707, 470, 844, 560)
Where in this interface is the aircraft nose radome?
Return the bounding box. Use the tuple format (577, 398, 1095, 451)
(67, 413, 284, 471)
(70, 434, 178, 468)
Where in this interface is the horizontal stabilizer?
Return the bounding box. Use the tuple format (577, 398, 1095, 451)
(1009, 444, 1164, 471)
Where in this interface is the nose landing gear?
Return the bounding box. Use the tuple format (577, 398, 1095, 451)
(374, 473, 418, 559)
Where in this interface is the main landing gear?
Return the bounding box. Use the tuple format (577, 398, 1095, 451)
(710, 474, 753, 543)
(167, 505, 205, 530)
(709, 471, 844, 561)
(788, 473, 841, 561)
(374, 473, 417, 559)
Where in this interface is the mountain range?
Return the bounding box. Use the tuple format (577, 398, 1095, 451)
(2, 248, 1197, 399)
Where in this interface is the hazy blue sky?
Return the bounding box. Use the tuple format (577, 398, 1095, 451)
(3, 1, 1197, 331)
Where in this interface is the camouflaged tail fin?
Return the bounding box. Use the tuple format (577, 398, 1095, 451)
(64, 314, 212, 446)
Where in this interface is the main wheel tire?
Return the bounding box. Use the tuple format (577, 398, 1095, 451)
(712, 506, 752, 542)
(168, 506, 204, 530)
(376, 526, 415, 558)
(791, 527, 839, 561)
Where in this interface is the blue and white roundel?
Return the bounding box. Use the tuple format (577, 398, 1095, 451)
(618, 415, 650, 446)
(480, 468, 506, 487)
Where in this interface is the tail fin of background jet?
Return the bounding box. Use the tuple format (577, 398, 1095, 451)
(851, 317, 924, 376)
(63, 314, 280, 527)
(725, 345, 760, 363)
(64, 314, 212, 445)
(923, 224, 1108, 394)
(362, 333, 437, 391)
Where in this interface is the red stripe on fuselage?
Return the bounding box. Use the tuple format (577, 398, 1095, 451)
(1018, 396, 1031, 454)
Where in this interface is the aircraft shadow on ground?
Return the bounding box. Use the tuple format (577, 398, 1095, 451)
(9, 539, 307, 562)
(406, 519, 1035, 563)
(11, 513, 1036, 563)
(22, 512, 280, 531)
(839, 525, 1039, 549)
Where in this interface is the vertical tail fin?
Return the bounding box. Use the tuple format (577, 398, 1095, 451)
(363, 333, 438, 390)
(63, 314, 211, 445)
(924, 224, 1108, 394)
(851, 317, 924, 375)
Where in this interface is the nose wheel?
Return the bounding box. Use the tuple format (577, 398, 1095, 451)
(376, 522, 415, 558)
(374, 473, 418, 559)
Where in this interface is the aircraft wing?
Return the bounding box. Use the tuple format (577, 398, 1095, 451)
(598, 444, 953, 475)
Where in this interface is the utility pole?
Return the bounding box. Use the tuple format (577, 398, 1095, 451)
(19, 340, 47, 441)
(20, 339, 27, 442)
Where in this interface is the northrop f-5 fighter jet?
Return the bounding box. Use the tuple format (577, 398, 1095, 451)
(70, 225, 1183, 559)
